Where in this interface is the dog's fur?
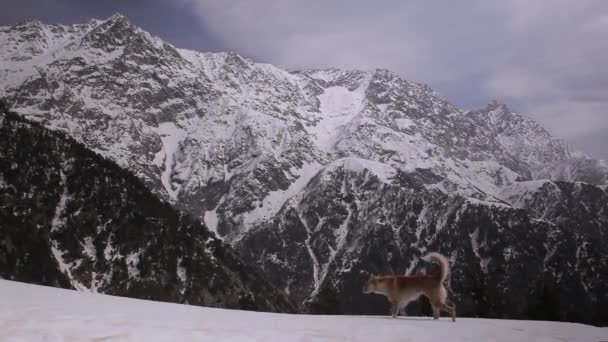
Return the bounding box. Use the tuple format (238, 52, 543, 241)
(363, 252, 456, 321)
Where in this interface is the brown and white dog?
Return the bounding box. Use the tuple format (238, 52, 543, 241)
(363, 252, 456, 321)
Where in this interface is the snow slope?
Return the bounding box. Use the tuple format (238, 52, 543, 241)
(1, 280, 606, 342)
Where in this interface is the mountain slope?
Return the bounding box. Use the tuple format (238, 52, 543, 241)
(0, 104, 294, 312)
(238, 160, 608, 324)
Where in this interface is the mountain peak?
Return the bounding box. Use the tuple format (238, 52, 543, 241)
(485, 99, 511, 113)
(105, 13, 129, 24)
(17, 19, 44, 27)
(92, 13, 133, 31)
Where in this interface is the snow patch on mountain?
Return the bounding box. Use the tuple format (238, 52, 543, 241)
(497, 179, 554, 208)
(154, 122, 187, 200)
(310, 79, 369, 152)
(204, 207, 220, 236)
(395, 117, 415, 130)
(125, 250, 142, 279)
(242, 162, 322, 228)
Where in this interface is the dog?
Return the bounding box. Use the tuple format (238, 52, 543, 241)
(363, 252, 456, 322)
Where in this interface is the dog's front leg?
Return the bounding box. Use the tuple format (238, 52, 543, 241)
(432, 306, 440, 320)
(390, 301, 399, 318)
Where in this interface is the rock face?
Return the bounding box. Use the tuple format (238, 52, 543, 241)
(1, 15, 607, 324)
(0, 105, 295, 312)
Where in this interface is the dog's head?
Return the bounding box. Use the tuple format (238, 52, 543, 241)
(363, 274, 378, 294)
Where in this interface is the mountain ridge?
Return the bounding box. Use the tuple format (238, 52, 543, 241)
(0, 103, 296, 312)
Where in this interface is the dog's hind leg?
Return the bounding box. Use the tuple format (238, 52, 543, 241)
(436, 285, 456, 322)
(440, 302, 456, 322)
(432, 306, 440, 320)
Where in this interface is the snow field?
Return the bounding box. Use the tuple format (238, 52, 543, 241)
(0, 280, 606, 342)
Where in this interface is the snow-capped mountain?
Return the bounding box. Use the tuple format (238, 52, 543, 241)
(1, 15, 607, 324)
(2, 15, 606, 237)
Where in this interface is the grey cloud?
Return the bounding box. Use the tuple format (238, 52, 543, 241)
(179, 0, 608, 158)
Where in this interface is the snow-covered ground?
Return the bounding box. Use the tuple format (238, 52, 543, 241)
(0, 280, 606, 341)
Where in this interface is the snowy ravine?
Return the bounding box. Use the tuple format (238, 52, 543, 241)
(1, 280, 606, 342)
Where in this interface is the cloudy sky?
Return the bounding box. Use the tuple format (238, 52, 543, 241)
(2, 0, 607, 158)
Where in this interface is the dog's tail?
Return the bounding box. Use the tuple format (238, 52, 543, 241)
(424, 252, 450, 283)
